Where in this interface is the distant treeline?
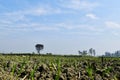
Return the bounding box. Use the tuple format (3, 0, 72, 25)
(0, 53, 83, 57)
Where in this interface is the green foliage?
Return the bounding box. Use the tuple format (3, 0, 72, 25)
(18, 61, 27, 76)
(30, 64, 38, 80)
(11, 63, 17, 76)
(86, 65, 94, 80)
(55, 59, 61, 80)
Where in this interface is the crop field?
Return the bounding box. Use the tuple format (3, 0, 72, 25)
(0, 54, 120, 80)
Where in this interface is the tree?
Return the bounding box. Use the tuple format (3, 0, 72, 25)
(78, 50, 82, 56)
(89, 48, 93, 56)
(89, 48, 96, 56)
(35, 44, 44, 54)
(82, 50, 87, 56)
(93, 49, 96, 56)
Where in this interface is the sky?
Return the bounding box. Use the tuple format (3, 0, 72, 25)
(0, 0, 120, 55)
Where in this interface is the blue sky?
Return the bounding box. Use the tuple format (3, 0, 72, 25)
(0, 0, 120, 55)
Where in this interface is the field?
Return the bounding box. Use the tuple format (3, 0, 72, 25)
(0, 54, 120, 80)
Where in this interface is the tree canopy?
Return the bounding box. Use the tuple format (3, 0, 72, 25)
(35, 44, 44, 54)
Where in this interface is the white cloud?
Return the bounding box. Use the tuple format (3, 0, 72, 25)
(4, 7, 48, 17)
(105, 21, 120, 29)
(55, 22, 90, 30)
(104, 21, 120, 36)
(3, 12, 26, 22)
(0, 2, 101, 34)
(86, 13, 98, 20)
(25, 6, 63, 16)
(27, 7, 48, 16)
(59, 0, 99, 11)
(66, 31, 102, 36)
(0, 21, 60, 32)
(0, 5, 66, 24)
(111, 32, 119, 36)
(54, 22, 104, 35)
(0, 6, 62, 30)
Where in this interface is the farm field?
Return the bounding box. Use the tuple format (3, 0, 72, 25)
(0, 54, 120, 80)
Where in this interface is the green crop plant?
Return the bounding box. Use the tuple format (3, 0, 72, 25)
(18, 61, 27, 76)
(86, 65, 94, 80)
(49, 62, 54, 71)
(55, 58, 61, 80)
(105, 66, 112, 73)
(30, 64, 38, 80)
(102, 66, 113, 78)
(11, 63, 17, 76)
(74, 60, 77, 70)
(52, 63, 57, 71)
(113, 74, 118, 80)
(101, 56, 104, 69)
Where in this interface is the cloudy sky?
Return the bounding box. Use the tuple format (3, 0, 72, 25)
(0, 0, 120, 55)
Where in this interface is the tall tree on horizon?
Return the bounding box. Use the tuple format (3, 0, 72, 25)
(93, 49, 96, 56)
(89, 48, 96, 56)
(89, 48, 93, 56)
(35, 44, 44, 54)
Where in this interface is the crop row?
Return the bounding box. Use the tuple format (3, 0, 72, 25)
(0, 55, 120, 80)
